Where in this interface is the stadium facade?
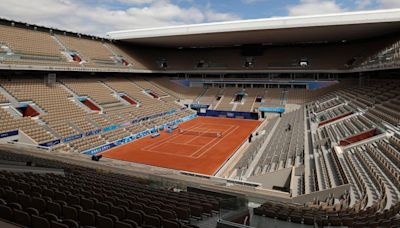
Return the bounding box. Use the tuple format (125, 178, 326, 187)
(0, 9, 399, 228)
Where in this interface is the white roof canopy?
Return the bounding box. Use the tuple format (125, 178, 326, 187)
(108, 9, 400, 47)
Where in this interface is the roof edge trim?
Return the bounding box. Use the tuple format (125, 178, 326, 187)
(107, 9, 400, 40)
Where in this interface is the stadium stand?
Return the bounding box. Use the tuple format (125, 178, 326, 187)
(252, 108, 304, 175)
(1, 76, 400, 227)
(195, 87, 221, 107)
(149, 77, 204, 100)
(0, 78, 102, 143)
(61, 78, 122, 106)
(235, 89, 260, 112)
(132, 78, 169, 97)
(358, 39, 400, 70)
(0, 149, 221, 228)
(214, 88, 238, 111)
(0, 11, 400, 228)
(0, 75, 195, 154)
(103, 77, 163, 107)
(111, 33, 400, 71)
(0, 25, 64, 59)
(264, 88, 285, 107)
(0, 92, 8, 103)
(0, 107, 55, 144)
(231, 116, 280, 179)
(56, 35, 128, 68)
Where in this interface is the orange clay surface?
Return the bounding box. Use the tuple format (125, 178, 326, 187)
(101, 116, 260, 175)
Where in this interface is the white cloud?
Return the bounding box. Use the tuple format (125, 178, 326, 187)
(205, 10, 241, 22)
(287, 0, 346, 16)
(0, 0, 240, 36)
(116, 0, 156, 4)
(378, 0, 400, 8)
(355, 0, 373, 10)
(356, 0, 400, 9)
(241, 0, 264, 4)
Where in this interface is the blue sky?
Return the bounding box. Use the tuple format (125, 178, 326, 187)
(0, 0, 399, 35)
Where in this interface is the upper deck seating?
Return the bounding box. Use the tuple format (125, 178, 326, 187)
(56, 35, 118, 67)
(149, 78, 204, 100)
(0, 25, 62, 58)
(61, 78, 122, 105)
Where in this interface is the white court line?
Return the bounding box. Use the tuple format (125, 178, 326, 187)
(142, 149, 202, 158)
(191, 125, 239, 159)
(183, 128, 213, 145)
(142, 123, 205, 151)
(143, 124, 241, 158)
(183, 125, 231, 147)
(166, 126, 205, 146)
(196, 123, 238, 127)
(167, 142, 202, 146)
(188, 125, 236, 158)
(189, 143, 207, 146)
(142, 122, 239, 158)
(189, 125, 236, 158)
(146, 125, 211, 153)
(146, 123, 221, 151)
(183, 123, 236, 155)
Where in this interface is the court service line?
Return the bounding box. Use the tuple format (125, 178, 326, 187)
(142, 123, 205, 151)
(188, 125, 236, 158)
(145, 124, 216, 151)
(145, 146, 202, 158)
(183, 128, 213, 145)
(185, 124, 234, 146)
(146, 126, 219, 157)
(148, 124, 235, 158)
(156, 125, 208, 147)
(191, 125, 239, 159)
(190, 125, 238, 159)
(196, 123, 237, 127)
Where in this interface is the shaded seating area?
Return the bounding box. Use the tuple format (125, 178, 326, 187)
(0, 150, 221, 228)
(254, 200, 400, 227)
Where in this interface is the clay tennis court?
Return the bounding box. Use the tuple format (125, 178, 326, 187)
(101, 116, 260, 175)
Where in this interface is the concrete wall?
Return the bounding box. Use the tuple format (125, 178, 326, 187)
(18, 130, 37, 145)
(248, 167, 292, 189)
(291, 184, 350, 204)
(0, 135, 18, 143)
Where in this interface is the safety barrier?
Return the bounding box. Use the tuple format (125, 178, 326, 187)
(197, 110, 259, 120)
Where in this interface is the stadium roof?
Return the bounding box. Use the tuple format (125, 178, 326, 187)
(108, 9, 400, 48)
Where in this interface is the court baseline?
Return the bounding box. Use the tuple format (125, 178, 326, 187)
(142, 123, 236, 158)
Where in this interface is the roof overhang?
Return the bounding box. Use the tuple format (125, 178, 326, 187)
(107, 9, 400, 48)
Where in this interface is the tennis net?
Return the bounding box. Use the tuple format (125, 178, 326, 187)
(178, 129, 222, 138)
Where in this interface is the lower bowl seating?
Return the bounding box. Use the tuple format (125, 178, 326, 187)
(0, 150, 221, 228)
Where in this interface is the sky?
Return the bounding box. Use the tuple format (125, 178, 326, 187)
(0, 0, 399, 36)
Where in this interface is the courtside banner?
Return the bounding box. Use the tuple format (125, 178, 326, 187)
(82, 114, 196, 155)
(259, 107, 286, 113)
(197, 110, 258, 120)
(86, 129, 101, 136)
(0, 130, 18, 139)
(103, 125, 119, 132)
(39, 139, 61, 147)
(83, 143, 116, 155)
(136, 130, 150, 138)
(121, 122, 131, 127)
(190, 104, 209, 109)
(114, 135, 136, 145)
(63, 134, 83, 143)
(71, 109, 178, 143)
(82, 129, 151, 155)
